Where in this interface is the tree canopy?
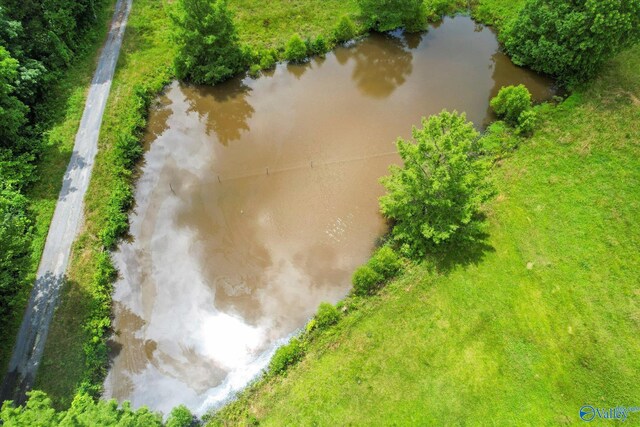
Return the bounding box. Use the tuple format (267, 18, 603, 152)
(0, 391, 196, 427)
(379, 111, 493, 258)
(171, 0, 245, 84)
(0, 0, 102, 362)
(503, 0, 640, 84)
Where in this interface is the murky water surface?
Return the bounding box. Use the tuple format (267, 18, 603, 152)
(103, 16, 554, 414)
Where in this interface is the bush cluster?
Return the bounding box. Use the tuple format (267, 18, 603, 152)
(0, 390, 196, 426)
(269, 337, 305, 375)
(352, 246, 403, 295)
(358, 0, 426, 32)
(490, 85, 538, 136)
(333, 16, 357, 43)
(283, 33, 336, 64)
(284, 34, 308, 63)
(314, 302, 341, 330)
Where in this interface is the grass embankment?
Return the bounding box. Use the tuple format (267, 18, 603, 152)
(0, 0, 116, 375)
(210, 44, 640, 425)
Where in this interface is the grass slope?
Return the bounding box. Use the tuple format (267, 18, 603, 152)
(211, 46, 640, 426)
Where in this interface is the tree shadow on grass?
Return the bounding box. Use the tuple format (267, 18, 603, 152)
(426, 219, 495, 275)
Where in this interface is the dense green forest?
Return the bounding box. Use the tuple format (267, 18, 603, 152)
(1, 0, 639, 424)
(0, 0, 106, 366)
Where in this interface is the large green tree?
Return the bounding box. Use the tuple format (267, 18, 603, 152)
(0, 189, 32, 325)
(172, 0, 244, 84)
(357, 0, 427, 32)
(379, 111, 493, 258)
(0, 46, 28, 149)
(503, 0, 640, 84)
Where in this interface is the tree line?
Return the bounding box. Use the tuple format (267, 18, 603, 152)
(0, 0, 103, 359)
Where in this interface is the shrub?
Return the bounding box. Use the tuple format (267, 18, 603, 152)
(284, 34, 308, 63)
(368, 246, 402, 280)
(166, 405, 196, 427)
(424, 0, 463, 21)
(315, 302, 340, 330)
(333, 15, 357, 43)
(270, 337, 305, 375)
(379, 111, 494, 258)
(259, 49, 277, 70)
(516, 109, 538, 136)
(310, 35, 329, 56)
(490, 85, 532, 126)
(358, 0, 426, 32)
(503, 0, 640, 84)
(352, 265, 384, 296)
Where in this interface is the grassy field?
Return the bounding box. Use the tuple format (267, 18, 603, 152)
(0, 0, 116, 376)
(210, 44, 640, 425)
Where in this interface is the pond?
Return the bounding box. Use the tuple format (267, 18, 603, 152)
(102, 15, 554, 415)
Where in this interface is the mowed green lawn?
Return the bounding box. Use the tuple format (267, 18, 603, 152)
(212, 45, 640, 425)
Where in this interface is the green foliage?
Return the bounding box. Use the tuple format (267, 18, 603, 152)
(424, 0, 466, 21)
(1, 0, 102, 102)
(172, 0, 245, 84)
(258, 48, 277, 71)
(0, 46, 28, 148)
(0, 391, 164, 426)
(284, 33, 308, 63)
(478, 120, 517, 157)
(368, 246, 402, 280)
(515, 108, 538, 136)
(379, 111, 493, 258)
(352, 265, 384, 296)
(333, 15, 357, 43)
(78, 251, 116, 398)
(503, 0, 640, 84)
(309, 35, 329, 56)
(471, 0, 526, 31)
(166, 405, 196, 427)
(490, 85, 539, 136)
(357, 0, 427, 32)
(314, 302, 340, 330)
(490, 84, 532, 126)
(269, 337, 305, 375)
(0, 189, 32, 324)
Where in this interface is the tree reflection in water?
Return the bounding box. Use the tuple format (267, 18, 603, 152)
(184, 78, 255, 145)
(336, 32, 415, 99)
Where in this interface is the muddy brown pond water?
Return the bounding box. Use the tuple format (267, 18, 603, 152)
(103, 16, 554, 414)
